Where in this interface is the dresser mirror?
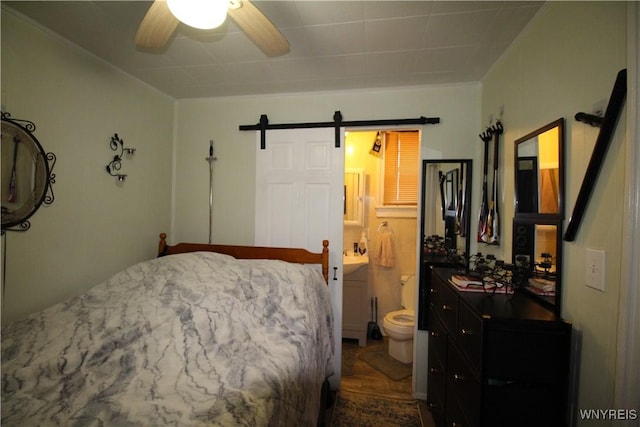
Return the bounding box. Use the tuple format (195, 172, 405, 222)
(513, 118, 565, 312)
(344, 168, 364, 226)
(418, 159, 472, 330)
(421, 160, 472, 259)
(514, 118, 565, 217)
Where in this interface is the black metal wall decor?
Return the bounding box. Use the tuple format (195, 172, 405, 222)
(564, 68, 627, 242)
(239, 110, 440, 149)
(1, 112, 56, 233)
(106, 133, 136, 182)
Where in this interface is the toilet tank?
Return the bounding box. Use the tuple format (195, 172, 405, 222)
(400, 275, 416, 310)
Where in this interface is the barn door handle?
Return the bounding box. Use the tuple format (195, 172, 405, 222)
(333, 267, 338, 280)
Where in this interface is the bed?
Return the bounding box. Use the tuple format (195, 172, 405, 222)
(1, 233, 334, 426)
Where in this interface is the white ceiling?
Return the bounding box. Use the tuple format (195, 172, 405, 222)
(3, 1, 544, 99)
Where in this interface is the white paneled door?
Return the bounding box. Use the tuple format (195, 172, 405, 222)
(255, 128, 344, 388)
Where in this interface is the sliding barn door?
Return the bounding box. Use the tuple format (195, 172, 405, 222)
(255, 128, 344, 388)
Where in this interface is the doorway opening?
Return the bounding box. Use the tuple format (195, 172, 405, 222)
(340, 129, 419, 399)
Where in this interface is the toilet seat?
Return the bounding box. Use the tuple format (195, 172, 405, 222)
(384, 309, 415, 327)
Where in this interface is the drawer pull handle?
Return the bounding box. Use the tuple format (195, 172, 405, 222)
(430, 288, 438, 294)
(461, 328, 474, 336)
(429, 367, 440, 374)
(451, 423, 464, 427)
(429, 331, 440, 337)
(453, 373, 465, 382)
(428, 402, 439, 409)
(442, 304, 453, 311)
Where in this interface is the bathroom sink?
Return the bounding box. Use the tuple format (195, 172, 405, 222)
(343, 255, 369, 275)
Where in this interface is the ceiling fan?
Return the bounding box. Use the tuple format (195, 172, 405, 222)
(134, 0, 290, 57)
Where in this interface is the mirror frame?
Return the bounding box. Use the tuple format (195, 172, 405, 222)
(419, 159, 473, 330)
(513, 118, 565, 313)
(514, 118, 565, 220)
(1, 112, 54, 232)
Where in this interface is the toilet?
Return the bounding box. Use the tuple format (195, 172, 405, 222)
(382, 275, 416, 364)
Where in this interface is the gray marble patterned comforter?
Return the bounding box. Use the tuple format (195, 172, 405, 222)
(1, 252, 334, 426)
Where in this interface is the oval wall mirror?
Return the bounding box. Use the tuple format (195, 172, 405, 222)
(1, 112, 55, 232)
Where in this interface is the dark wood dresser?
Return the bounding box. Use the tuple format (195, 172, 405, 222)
(426, 267, 572, 427)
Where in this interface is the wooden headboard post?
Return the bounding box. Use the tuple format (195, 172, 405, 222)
(158, 233, 330, 283)
(321, 239, 329, 283)
(159, 232, 169, 256)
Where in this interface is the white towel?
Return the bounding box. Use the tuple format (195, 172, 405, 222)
(375, 232, 395, 267)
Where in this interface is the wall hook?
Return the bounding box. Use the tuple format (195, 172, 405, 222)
(574, 112, 603, 128)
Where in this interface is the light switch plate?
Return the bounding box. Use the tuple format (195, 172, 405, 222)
(585, 248, 606, 291)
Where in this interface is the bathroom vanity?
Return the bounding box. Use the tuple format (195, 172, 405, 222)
(426, 267, 572, 427)
(342, 265, 369, 346)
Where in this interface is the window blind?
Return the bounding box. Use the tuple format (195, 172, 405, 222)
(383, 131, 419, 205)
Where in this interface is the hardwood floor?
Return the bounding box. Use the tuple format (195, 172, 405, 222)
(339, 338, 436, 427)
(341, 338, 412, 399)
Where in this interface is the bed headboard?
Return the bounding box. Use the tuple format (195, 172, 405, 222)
(158, 233, 330, 283)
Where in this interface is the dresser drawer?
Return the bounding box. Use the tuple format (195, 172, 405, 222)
(428, 310, 448, 362)
(429, 273, 443, 310)
(447, 341, 481, 425)
(427, 345, 446, 427)
(446, 381, 477, 427)
(432, 275, 458, 335)
(457, 300, 483, 374)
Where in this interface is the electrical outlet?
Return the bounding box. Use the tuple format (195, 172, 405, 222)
(585, 248, 606, 291)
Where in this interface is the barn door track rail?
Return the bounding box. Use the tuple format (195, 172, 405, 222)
(239, 111, 440, 149)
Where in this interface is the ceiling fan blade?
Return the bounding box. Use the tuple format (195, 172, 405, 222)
(134, 0, 180, 49)
(228, 0, 289, 57)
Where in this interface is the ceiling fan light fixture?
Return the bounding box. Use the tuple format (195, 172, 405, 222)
(166, 0, 229, 30)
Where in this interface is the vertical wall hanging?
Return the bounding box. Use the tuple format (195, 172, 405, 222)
(206, 140, 217, 244)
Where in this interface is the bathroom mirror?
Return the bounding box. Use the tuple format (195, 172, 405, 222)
(512, 217, 563, 311)
(344, 168, 364, 226)
(1, 112, 54, 232)
(419, 159, 472, 330)
(514, 118, 565, 217)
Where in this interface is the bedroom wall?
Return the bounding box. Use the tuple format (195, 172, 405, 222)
(172, 84, 481, 397)
(1, 10, 175, 324)
(480, 2, 628, 424)
(172, 85, 480, 245)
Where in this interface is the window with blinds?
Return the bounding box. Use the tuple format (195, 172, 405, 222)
(383, 131, 419, 205)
